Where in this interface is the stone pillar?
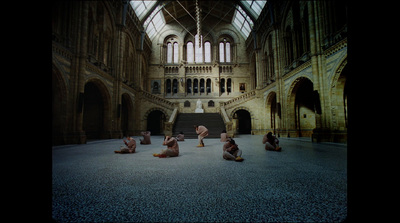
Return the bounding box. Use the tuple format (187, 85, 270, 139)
(309, 1, 331, 142)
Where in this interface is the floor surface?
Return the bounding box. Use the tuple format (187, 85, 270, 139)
(52, 135, 347, 222)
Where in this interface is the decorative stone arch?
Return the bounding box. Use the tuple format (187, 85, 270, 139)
(330, 57, 348, 133)
(230, 106, 254, 120)
(143, 107, 170, 121)
(330, 56, 347, 89)
(230, 106, 254, 134)
(215, 28, 240, 44)
(83, 78, 113, 139)
(265, 91, 279, 132)
(286, 76, 314, 132)
(52, 62, 69, 145)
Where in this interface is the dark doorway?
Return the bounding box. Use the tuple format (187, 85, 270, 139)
(235, 110, 251, 134)
(83, 82, 104, 139)
(294, 78, 315, 137)
(147, 110, 165, 135)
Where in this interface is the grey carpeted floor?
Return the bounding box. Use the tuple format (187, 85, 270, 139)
(52, 135, 347, 222)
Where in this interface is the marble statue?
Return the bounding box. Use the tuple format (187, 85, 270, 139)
(195, 99, 204, 113)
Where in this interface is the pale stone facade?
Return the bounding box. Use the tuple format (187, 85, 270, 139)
(52, 1, 348, 145)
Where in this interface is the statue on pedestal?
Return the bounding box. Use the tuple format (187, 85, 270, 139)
(195, 99, 204, 113)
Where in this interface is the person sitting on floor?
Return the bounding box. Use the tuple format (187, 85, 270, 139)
(220, 129, 228, 142)
(153, 135, 179, 158)
(223, 138, 244, 162)
(114, 137, 136, 153)
(140, 131, 151, 144)
(262, 132, 282, 151)
(176, 131, 185, 141)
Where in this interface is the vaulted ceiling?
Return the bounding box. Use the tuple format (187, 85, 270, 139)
(130, 0, 268, 39)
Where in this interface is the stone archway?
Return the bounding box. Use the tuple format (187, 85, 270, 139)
(144, 108, 169, 135)
(330, 62, 348, 142)
(230, 107, 253, 135)
(52, 64, 68, 145)
(83, 80, 112, 139)
(265, 92, 278, 134)
(287, 77, 316, 138)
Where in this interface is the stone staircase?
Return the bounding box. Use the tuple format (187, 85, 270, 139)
(173, 113, 225, 138)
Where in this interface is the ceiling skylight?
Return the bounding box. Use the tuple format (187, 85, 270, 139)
(232, 5, 254, 38)
(130, 0, 157, 20)
(232, 1, 267, 39)
(130, 1, 165, 39)
(244, 0, 267, 18)
(143, 5, 165, 39)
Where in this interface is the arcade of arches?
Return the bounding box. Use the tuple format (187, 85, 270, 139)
(52, 0, 348, 145)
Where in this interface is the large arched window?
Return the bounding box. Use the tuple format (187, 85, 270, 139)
(173, 42, 178, 63)
(219, 38, 232, 63)
(219, 42, 225, 63)
(204, 41, 211, 63)
(167, 42, 179, 64)
(226, 42, 231, 62)
(187, 42, 194, 63)
(186, 35, 211, 63)
(167, 43, 173, 63)
(195, 34, 203, 63)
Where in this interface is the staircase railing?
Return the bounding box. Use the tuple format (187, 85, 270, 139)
(140, 90, 175, 110)
(221, 90, 256, 110)
(164, 107, 178, 136)
(220, 106, 234, 137)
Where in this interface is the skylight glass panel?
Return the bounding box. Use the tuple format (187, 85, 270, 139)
(241, 0, 267, 18)
(130, 0, 157, 20)
(143, 5, 165, 39)
(232, 5, 254, 38)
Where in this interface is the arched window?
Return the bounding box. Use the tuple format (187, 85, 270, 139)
(187, 42, 194, 63)
(166, 79, 171, 93)
(167, 42, 179, 64)
(193, 79, 198, 93)
(206, 79, 211, 93)
(172, 79, 178, 93)
(187, 79, 192, 93)
(204, 41, 211, 63)
(219, 39, 231, 63)
(226, 42, 231, 62)
(167, 43, 172, 63)
(220, 78, 225, 93)
(195, 34, 203, 63)
(200, 79, 205, 93)
(227, 78, 232, 93)
(219, 42, 225, 63)
(173, 42, 178, 63)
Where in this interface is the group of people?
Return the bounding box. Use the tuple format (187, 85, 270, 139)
(114, 125, 281, 161)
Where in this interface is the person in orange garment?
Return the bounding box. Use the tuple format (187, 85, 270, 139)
(194, 125, 208, 147)
(153, 135, 179, 158)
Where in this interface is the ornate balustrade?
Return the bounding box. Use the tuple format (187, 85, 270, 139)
(221, 90, 256, 109)
(185, 64, 213, 74)
(140, 90, 176, 110)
